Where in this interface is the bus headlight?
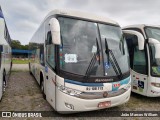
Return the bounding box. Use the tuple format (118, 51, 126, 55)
(151, 82, 160, 88)
(122, 83, 131, 90)
(57, 83, 82, 96)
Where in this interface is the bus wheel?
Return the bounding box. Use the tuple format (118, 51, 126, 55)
(10, 61, 12, 71)
(41, 80, 46, 100)
(0, 72, 6, 101)
(29, 63, 32, 75)
(3, 72, 6, 92)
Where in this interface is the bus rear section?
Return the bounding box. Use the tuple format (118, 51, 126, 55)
(29, 9, 131, 113)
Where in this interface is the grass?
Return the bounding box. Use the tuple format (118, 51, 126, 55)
(12, 59, 29, 64)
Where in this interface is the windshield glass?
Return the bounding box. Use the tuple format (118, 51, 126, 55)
(146, 27, 160, 41)
(149, 43, 160, 76)
(58, 17, 129, 77)
(99, 24, 129, 76)
(146, 27, 160, 76)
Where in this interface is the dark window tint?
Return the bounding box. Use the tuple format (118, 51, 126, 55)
(124, 33, 147, 75)
(46, 32, 55, 69)
(133, 46, 147, 74)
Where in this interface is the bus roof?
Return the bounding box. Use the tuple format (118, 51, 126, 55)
(123, 24, 160, 29)
(44, 9, 119, 26)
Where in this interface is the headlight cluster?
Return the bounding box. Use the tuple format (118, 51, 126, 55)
(151, 82, 160, 88)
(57, 83, 82, 96)
(123, 82, 131, 90)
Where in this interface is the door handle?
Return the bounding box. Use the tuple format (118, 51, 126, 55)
(46, 76, 48, 79)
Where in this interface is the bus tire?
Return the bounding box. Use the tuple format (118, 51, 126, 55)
(29, 63, 32, 75)
(3, 71, 6, 92)
(40, 74, 46, 100)
(0, 71, 6, 101)
(10, 61, 12, 71)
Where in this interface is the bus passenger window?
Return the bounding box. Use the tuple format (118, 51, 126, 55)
(46, 32, 55, 69)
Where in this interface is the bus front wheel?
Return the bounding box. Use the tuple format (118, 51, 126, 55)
(40, 80, 46, 100)
(2, 71, 6, 92)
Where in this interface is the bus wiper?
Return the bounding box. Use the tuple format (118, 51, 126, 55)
(84, 38, 100, 80)
(105, 38, 109, 64)
(110, 50, 123, 79)
(96, 38, 101, 65)
(105, 38, 123, 79)
(105, 38, 119, 77)
(84, 53, 97, 80)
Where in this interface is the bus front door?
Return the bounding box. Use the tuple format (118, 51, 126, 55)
(45, 31, 56, 109)
(124, 31, 148, 96)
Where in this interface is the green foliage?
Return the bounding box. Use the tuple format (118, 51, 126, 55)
(11, 40, 29, 50)
(12, 59, 29, 64)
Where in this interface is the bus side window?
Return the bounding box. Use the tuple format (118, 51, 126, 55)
(46, 31, 55, 69)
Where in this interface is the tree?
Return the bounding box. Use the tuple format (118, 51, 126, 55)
(11, 40, 29, 50)
(11, 40, 21, 49)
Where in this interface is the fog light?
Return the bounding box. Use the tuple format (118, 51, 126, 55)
(103, 92, 108, 98)
(123, 83, 131, 90)
(65, 102, 74, 110)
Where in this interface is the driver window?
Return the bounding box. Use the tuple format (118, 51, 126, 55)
(46, 31, 55, 69)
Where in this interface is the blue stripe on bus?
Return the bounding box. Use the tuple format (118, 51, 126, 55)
(64, 79, 103, 86)
(112, 76, 130, 91)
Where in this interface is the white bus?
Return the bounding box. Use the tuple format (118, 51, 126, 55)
(29, 9, 131, 113)
(123, 24, 160, 97)
(0, 7, 12, 100)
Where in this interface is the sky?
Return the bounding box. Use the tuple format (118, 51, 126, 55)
(0, 0, 160, 45)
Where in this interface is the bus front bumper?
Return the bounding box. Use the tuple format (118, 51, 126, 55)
(147, 86, 160, 97)
(55, 87, 131, 113)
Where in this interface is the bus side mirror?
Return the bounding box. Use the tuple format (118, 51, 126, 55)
(148, 38, 160, 58)
(123, 30, 144, 50)
(0, 45, 3, 52)
(49, 18, 61, 45)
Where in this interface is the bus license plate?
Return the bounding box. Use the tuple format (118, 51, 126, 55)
(98, 101, 111, 108)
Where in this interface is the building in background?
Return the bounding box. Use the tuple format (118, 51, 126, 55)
(12, 49, 31, 58)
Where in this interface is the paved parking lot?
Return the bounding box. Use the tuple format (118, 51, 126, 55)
(12, 64, 29, 71)
(0, 64, 160, 119)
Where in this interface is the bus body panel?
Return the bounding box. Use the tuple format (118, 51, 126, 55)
(54, 75, 131, 112)
(146, 76, 160, 97)
(131, 70, 148, 96)
(45, 66, 56, 109)
(56, 86, 131, 112)
(0, 69, 2, 99)
(0, 16, 12, 100)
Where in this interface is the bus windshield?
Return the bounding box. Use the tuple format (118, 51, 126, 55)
(58, 17, 129, 78)
(146, 27, 160, 41)
(149, 43, 160, 76)
(146, 27, 160, 76)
